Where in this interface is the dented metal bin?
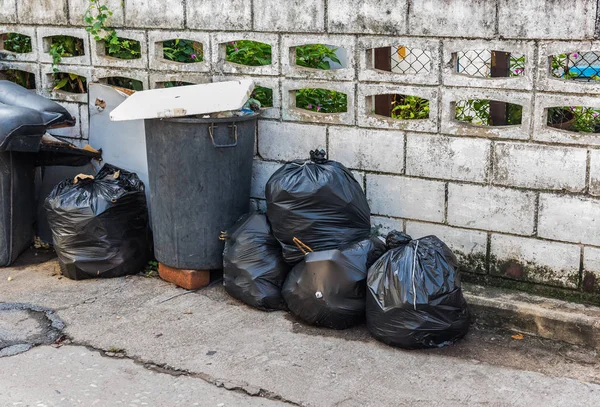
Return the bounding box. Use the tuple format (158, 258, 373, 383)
(144, 114, 258, 270)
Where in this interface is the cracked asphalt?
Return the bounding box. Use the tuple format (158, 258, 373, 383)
(1, 249, 600, 406)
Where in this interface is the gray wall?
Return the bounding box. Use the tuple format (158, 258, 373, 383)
(2, 0, 600, 297)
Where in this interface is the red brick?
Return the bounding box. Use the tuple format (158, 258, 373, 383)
(158, 263, 210, 290)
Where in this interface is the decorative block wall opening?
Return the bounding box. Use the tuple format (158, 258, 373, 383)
(251, 86, 273, 108)
(156, 81, 195, 88)
(0, 33, 32, 54)
(550, 52, 600, 82)
(0, 69, 35, 89)
(454, 99, 522, 126)
(103, 77, 143, 91)
(455, 50, 525, 78)
(44, 35, 85, 59)
(224, 40, 272, 66)
(294, 88, 347, 113)
(51, 72, 87, 94)
(369, 94, 430, 120)
(98, 37, 142, 60)
(547, 106, 600, 133)
(368, 46, 431, 74)
(294, 44, 345, 70)
(162, 39, 203, 63)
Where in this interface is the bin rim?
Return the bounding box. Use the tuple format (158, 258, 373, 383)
(147, 111, 261, 124)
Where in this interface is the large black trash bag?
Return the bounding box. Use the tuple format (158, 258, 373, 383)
(45, 164, 150, 280)
(266, 149, 371, 264)
(366, 231, 470, 349)
(282, 236, 387, 329)
(223, 213, 291, 311)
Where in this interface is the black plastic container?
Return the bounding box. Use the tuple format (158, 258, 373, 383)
(0, 152, 36, 266)
(144, 114, 258, 270)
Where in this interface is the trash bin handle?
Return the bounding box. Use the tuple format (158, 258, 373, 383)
(208, 123, 238, 148)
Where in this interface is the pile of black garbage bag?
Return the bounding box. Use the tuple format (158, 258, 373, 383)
(223, 150, 470, 348)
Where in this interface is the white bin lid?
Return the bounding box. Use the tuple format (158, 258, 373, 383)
(109, 80, 254, 121)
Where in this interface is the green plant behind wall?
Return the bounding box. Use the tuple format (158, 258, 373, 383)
(53, 72, 87, 93)
(296, 88, 348, 113)
(296, 44, 341, 70)
(163, 39, 203, 63)
(3, 33, 32, 53)
(2, 69, 35, 89)
(226, 40, 272, 66)
(85, 0, 141, 60)
(49, 36, 85, 72)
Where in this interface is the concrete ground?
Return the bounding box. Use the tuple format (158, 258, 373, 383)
(1, 250, 600, 407)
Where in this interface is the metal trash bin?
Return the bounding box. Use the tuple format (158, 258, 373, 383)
(109, 80, 259, 276)
(144, 114, 258, 270)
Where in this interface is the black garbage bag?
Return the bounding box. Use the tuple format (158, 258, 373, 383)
(266, 149, 371, 264)
(45, 164, 150, 280)
(366, 231, 470, 349)
(282, 236, 387, 329)
(222, 213, 291, 311)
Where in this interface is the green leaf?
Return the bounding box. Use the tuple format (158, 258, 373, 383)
(54, 77, 68, 90)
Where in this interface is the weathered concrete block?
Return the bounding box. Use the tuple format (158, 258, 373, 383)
(37, 26, 91, 66)
(538, 194, 600, 245)
(211, 32, 279, 77)
(281, 34, 355, 81)
(90, 29, 147, 70)
(186, 0, 251, 30)
(352, 170, 365, 191)
(448, 184, 536, 235)
(532, 93, 600, 146)
(498, 0, 596, 39)
(366, 174, 445, 222)
(214, 75, 281, 120)
(254, 0, 324, 32)
(91, 67, 149, 90)
(440, 87, 533, 140)
(536, 41, 600, 95)
(0, 0, 17, 23)
(408, 0, 495, 38)
(406, 133, 490, 183)
(148, 31, 210, 73)
(357, 36, 440, 86)
(328, 127, 404, 174)
(78, 103, 89, 139)
(0, 25, 38, 62)
(282, 79, 355, 126)
(17, 0, 68, 25)
(0, 61, 41, 92)
(41, 64, 91, 103)
(251, 159, 281, 199)
(490, 234, 580, 288)
(328, 0, 408, 35)
(257, 121, 326, 162)
(47, 102, 82, 139)
(405, 221, 488, 274)
(149, 73, 211, 89)
(583, 247, 600, 293)
(493, 142, 587, 192)
(442, 39, 535, 91)
(125, 0, 184, 28)
(68, 0, 124, 27)
(590, 150, 600, 196)
(358, 84, 438, 132)
(371, 216, 404, 236)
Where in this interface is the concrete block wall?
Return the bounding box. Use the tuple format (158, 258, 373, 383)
(2, 0, 600, 299)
